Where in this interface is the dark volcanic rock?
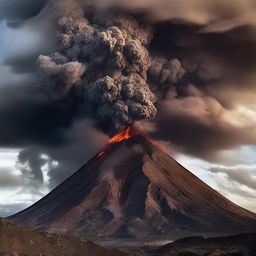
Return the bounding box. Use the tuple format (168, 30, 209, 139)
(156, 233, 256, 256)
(0, 218, 133, 256)
(9, 135, 256, 240)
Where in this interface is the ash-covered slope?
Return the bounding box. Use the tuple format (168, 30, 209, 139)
(9, 134, 256, 240)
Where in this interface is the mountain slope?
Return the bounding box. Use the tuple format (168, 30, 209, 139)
(0, 218, 133, 256)
(9, 133, 256, 240)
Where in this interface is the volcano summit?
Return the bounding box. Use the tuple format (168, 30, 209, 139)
(9, 129, 256, 241)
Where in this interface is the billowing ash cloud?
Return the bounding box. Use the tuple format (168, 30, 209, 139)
(37, 9, 185, 130)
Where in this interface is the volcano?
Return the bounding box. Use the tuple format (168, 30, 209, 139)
(9, 128, 256, 241)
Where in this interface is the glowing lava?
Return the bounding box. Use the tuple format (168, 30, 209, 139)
(96, 127, 138, 157)
(96, 126, 168, 158)
(107, 127, 139, 145)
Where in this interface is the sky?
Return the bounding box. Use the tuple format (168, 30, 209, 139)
(0, 0, 256, 217)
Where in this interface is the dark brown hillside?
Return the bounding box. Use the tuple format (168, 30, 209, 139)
(0, 218, 133, 256)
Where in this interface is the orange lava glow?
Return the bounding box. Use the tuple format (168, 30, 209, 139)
(96, 127, 138, 157)
(96, 126, 168, 158)
(107, 127, 139, 144)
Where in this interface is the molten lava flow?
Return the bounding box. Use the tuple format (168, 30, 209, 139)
(107, 127, 139, 144)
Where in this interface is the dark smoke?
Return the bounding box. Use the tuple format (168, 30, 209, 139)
(38, 9, 186, 131)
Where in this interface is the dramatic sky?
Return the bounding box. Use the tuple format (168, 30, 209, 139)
(0, 0, 256, 217)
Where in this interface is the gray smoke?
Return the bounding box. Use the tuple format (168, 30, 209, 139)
(149, 58, 185, 84)
(17, 148, 46, 183)
(38, 8, 184, 130)
(39, 55, 86, 99)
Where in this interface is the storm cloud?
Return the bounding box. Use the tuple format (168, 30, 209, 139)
(0, 0, 46, 26)
(90, 0, 256, 31)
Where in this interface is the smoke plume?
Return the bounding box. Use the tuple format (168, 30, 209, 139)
(37, 5, 187, 131)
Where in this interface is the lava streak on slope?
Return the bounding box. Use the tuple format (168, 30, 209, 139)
(97, 127, 167, 158)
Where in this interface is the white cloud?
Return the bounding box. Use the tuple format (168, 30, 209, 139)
(176, 147, 256, 214)
(0, 148, 19, 168)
